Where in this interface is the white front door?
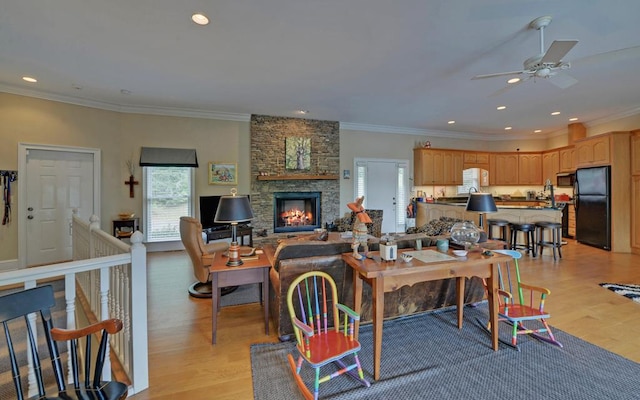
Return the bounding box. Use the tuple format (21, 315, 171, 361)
(355, 159, 409, 234)
(22, 147, 98, 267)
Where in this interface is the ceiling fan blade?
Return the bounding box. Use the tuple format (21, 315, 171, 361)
(541, 40, 578, 64)
(472, 70, 526, 80)
(571, 45, 640, 67)
(548, 72, 578, 89)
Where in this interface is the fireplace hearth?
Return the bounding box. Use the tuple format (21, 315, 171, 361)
(274, 192, 321, 233)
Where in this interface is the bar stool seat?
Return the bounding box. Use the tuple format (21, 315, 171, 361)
(535, 221, 563, 260)
(509, 222, 537, 256)
(487, 219, 510, 243)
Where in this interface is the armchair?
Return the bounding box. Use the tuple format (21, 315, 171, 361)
(179, 216, 231, 298)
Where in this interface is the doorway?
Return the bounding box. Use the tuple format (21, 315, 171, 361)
(18, 144, 101, 267)
(354, 158, 409, 234)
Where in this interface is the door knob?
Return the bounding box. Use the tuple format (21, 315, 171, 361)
(27, 215, 34, 219)
(28, 207, 33, 211)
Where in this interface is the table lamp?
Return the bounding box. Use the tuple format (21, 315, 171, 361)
(465, 188, 497, 230)
(214, 188, 254, 266)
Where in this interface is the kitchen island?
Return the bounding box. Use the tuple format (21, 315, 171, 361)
(415, 201, 563, 243)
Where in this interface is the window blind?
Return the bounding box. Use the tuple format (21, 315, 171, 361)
(139, 147, 198, 167)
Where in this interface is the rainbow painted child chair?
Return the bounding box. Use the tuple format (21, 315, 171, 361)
(286, 271, 370, 399)
(483, 249, 562, 350)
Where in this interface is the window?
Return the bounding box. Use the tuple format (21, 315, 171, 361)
(143, 167, 194, 242)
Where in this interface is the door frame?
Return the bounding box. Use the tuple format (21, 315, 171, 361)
(18, 143, 101, 268)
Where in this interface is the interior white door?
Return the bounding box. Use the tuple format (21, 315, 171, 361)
(25, 150, 94, 266)
(363, 161, 398, 234)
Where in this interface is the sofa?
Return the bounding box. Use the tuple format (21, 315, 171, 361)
(266, 232, 486, 339)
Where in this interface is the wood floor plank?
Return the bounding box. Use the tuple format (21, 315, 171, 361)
(129, 240, 640, 399)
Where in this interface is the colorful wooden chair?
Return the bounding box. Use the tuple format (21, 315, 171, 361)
(484, 249, 562, 349)
(286, 271, 370, 400)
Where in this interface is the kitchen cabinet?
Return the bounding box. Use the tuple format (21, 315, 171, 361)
(567, 205, 576, 238)
(542, 150, 560, 183)
(559, 146, 575, 172)
(631, 133, 640, 175)
(575, 135, 610, 167)
(630, 131, 640, 253)
(463, 152, 489, 170)
(413, 149, 463, 185)
(518, 153, 542, 185)
(489, 154, 519, 185)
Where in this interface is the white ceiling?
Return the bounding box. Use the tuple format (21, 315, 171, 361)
(2, 1, 640, 139)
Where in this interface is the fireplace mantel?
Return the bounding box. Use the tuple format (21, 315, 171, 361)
(256, 174, 339, 181)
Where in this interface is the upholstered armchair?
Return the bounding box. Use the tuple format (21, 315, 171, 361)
(179, 216, 230, 298)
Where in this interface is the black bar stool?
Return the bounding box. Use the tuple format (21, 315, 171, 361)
(487, 219, 510, 243)
(535, 221, 563, 260)
(509, 222, 537, 256)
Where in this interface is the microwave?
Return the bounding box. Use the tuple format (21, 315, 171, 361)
(557, 173, 575, 187)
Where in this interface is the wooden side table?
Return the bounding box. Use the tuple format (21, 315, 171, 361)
(113, 218, 139, 240)
(209, 250, 270, 344)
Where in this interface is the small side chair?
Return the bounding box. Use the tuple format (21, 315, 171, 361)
(286, 271, 370, 400)
(0, 285, 128, 400)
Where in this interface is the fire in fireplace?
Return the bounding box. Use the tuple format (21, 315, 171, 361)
(274, 192, 321, 233)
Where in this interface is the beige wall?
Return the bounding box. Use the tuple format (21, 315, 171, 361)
(0, 92, 249, 262)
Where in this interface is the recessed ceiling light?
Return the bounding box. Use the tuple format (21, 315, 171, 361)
(569, 117, 578, 121)
(22, 76, 37, 83)
(120, 89, 132, 95)
(191, 13, 209, 25)
(507, 78, 520, 84)
(296, 110, 308, 115)
(534, 129, 542, 133)
(496, 106, 506, 110)
(505, 126, 512, 130)
(448, 120, 455, 124)
(551, 111, 561, 116)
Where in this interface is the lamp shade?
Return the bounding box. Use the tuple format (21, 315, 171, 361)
(466, 192, 498, 213)
(214, 195, 254, 223)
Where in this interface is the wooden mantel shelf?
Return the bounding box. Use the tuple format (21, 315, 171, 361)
(256, 174, 339, 181)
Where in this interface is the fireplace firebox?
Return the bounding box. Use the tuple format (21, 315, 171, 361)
(274, 192, 321, 233)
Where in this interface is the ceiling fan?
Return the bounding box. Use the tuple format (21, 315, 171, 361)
(472, 16, 579, 92)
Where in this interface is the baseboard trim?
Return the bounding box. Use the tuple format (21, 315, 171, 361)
(0, 259, 18, 272)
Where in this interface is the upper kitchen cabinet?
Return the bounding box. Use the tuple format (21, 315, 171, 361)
(559, 146, 575, 172)
(462, 152, 490, 170)
(542, 150, 560, 183)
(413, 149, 463, 185)
(575, 135, 610, 168)
(518, 153, 543, 185)
(631, 131, 640, 175)
(489, 153, 519, 185)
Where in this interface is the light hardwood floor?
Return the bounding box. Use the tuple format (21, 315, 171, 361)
(129, 240, 640, 399)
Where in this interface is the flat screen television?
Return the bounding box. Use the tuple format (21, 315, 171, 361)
(199, 195, 251, 230)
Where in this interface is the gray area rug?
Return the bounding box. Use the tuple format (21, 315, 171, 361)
(600, 282, 640, 304)
(251, 304, 640, 400)
(221, 283, 261, 307)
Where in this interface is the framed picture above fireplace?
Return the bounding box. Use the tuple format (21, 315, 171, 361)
(285, 136, 311, 171)
(208, 162, 237, 185)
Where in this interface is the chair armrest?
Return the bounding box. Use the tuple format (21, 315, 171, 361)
(50, 318, 123, 341)
(497, 289, 512, 299)
(292, 318, 314, 336)
(520, 282, 551, 295)
(336, 303, 360, 321)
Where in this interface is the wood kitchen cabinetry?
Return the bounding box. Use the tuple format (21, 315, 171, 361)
(462, 152, 490, 170)
(489, 153, 519, 185)
(518, 153, 543, 185)
(542, 150, 560, 183)
(575, 135, 610, 168)
(559, 146, 575, 172)
(413, 149, 463, 185)
(631, 131, 640, 254)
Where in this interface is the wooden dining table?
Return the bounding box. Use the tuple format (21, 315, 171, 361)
(342, 248, 511, 380)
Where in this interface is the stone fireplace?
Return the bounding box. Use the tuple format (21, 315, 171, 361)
(250, 115, 340, 235)
(273, 192, 321, 233)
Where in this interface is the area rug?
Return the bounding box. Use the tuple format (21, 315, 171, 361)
(599, 283, 640, 303)
(251, 304, 640, 400)
(220, 283, 261, 307)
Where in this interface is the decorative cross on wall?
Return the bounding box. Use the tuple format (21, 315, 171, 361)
(125, 175, 138, 198)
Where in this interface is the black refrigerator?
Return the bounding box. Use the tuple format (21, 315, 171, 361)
(573, 166, 611, 250)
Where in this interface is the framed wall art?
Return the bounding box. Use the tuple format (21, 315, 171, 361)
(208, 162, 237, 185)
(285, 136, 311, 170)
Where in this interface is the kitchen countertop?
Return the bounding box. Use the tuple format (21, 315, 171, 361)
(431, 201, 562, 210)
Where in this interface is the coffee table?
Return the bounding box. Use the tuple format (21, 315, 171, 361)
(209, 250, 270, 344)
(343, 248, 511, 380)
